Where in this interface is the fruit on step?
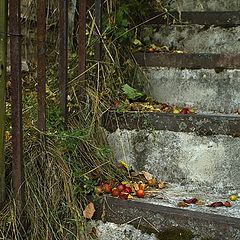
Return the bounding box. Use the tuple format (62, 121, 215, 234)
(116, 184, 126, 192)
(136, 189, 144, 198)
(223, 201, 232, 207)
(229, 195, 238, 201)
(111, 188, 120, 197)
(180, 107, 191, 114)
(103, 183, 111, 193)
(123, 186, 132, 194)
(148, 47, 156, 53)
(119, 192, 129, 200)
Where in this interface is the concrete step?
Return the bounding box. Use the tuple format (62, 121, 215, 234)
(94, 195, 240, 240)
(148, 11, 240, 26)
(162, 0, 240, 12)
(103, 112, 240, 189)
(142, 25, 240, 54)
(134, 52, 240, 69)
(136, 66, 240, 113)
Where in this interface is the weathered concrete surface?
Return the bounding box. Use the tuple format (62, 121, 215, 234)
(152, 25, 240, 54)
(134, 52, 240, 69)
(143, 68, 240, 113)
(106, 129, 240, 189)
(94, 197, 240, 240)
(148, 11, 240, 26)
(103, 112, 240, 136)
(163, 0, 240, 11)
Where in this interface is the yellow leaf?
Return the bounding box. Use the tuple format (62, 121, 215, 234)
(128, 194, 134, 199)
(83, 202, 95, 219)
(118, 160, 129, 170)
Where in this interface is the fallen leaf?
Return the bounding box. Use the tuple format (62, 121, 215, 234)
(158, 181, 167, 189)
(117, 160, 129, 171)
(141, 171, 153, 181)
(183, 198, 198, 204)
(177, 201, 189, 208)
(83, 202, 95, 219)
(207, 202, 224, 207)
(133, 182, 140, 191)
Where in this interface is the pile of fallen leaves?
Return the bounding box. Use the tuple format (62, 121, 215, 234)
(178, 194, 238, 208)
(114, 84, 195, 114)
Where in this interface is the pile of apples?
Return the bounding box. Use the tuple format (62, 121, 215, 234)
(95, 181, 146, 200)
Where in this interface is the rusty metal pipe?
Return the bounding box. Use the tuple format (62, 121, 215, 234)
(9, 0, 24, 209)
(78, 0, 87, 92)
(94, 0, 102, 61)
(37, 0, 46, 131)
(59, 0, 68, 126)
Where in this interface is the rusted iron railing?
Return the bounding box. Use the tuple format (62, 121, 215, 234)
(78, 0, 87, 95)
(9, 0, 24, 209)
(0, 0, 7, 204)
(59, 0, 69, 126)
(37, 0, 47, 132)
(95, 0, 102, 61)
(7, 0, 102, 212)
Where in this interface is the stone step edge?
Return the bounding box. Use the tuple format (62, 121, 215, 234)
(147, 11, 240, 26)
(93, 196, 240, 239)
(102, 111, 240, 136)
(134, 52, 240, 69)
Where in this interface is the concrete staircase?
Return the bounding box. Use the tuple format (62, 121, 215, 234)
(98, 2, 240, 239)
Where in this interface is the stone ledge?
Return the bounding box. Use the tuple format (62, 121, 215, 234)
(94, 196, 240, 239)
(103, 111, 240, 136)
(134, 52, 240, 69)
(148, 11, 240, 26)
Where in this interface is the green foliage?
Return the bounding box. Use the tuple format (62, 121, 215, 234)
(104, 0, 153, 44)
(122, 84, 145, 100)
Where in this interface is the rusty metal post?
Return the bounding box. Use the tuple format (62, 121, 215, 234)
(37, 0, 46, 131)
(78, 0, 87, 93)
(59, 0, 68, 126)
(94, 0, 102, 61)
(0, 0, 7, 204)
(9, 0, 24, 209)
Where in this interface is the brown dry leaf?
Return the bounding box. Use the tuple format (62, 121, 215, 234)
(177, 201, 189, 208)
(83, 202, 95, 219)
(158, 181, 167, 189)
(140, 171, 153, 181)
(133, 182, 140, 191)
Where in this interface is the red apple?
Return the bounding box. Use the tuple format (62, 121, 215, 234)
(119, 192, 129, 200)
(116, 184, 126, 192)
(111, 188, 120, 197)
(123, 186, 132, 194)
(103, 183, 111, 193)
(136, 189, 144, 198)
(180, 107, 191, 114)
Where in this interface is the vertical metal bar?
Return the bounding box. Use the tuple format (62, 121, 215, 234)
(78, 0, 87, 86)
(37, 0, 46, 131)
(0, 0, 7, 204)
(59, 0, 68, 126)
(9, 0, 24, 208)
(94, 0, 102, 61)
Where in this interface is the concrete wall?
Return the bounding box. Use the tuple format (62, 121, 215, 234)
(143, 68, 240, 113)
(164, 0, 240, 11)
(106, 129, 240, 190)
(152, 25, 240, 54)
